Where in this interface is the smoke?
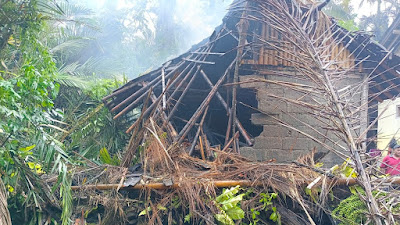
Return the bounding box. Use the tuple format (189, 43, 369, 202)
(174, 0, 233, 48)
(67, 0, 233, 78)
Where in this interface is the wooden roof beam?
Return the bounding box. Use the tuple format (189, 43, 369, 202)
(370, 82, 394, 99)
(377, 72, 400, 93)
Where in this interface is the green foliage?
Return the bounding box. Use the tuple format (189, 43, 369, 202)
(249, 191, 280, 225)
(99, 147, 120, 166)
(0, 29, 57, 132)
(54, 78, 127, 162)
(0, 0, 234, 224)
(329, 159, 357, 178)
(59, 163, 73, 225)
(323, 0, 355, 22)
(0, 2, 73, 224)
(138, 206, 151, 216)
(337, 20, 359, 32)
(214, 185, 245, 225)
(0, 1, 115, 224)
(332, 189, 400, 225)
(184, 213, 191, 223)
(332, 191, 368, 225)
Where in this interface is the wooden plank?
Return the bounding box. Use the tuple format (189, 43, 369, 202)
(191, 51, 224, 55)
(266, 25, 271, 65)
(259, 23, 266, 64)
(272, 27, 276, 66)
(183, 58, 215, 65)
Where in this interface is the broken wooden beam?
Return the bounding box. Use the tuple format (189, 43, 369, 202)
(222, 131, 240, 152)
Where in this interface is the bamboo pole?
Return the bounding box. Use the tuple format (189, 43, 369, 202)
(120, 89, 152, 167)
(222, 131, 240, 152)
(150, 92, 178, 137)
(200, 70, 253, 146)
(113, 60, 199, 119)
(272, 28, 278, 66)
(125, 94, 163, 134)
(71, 177, 400, 191)
(318, 47, 384, 225)
(183, 58, 215, 64)
(165, 66, 201, 124)
(102, 69, 161, 102)
(159, 43, 215, 123)
(163, 63, 197, 108)
(198, 135, 206, 161)
(282, 39, 288, 66)
(71, 180, 255, 191)
(231, 8, 249, 152)
(153, 47, 213, 124)
(125, 64, 204, 133)
(162, 66, 166, 110)
(113, 88, 150, 119)
(225, 108, 233, 146)
(189, 105, 209, 156)
(201, 128, 211, 158)
(111, 61, 185, 113)
(176, 59, 236, 144)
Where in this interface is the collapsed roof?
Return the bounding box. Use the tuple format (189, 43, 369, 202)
(103, 0, 400, 160)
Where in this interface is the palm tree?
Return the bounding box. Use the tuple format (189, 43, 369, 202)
(358, 0, 400, 40)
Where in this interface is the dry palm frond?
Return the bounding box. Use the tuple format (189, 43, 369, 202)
(243, 0, 386, 223)
(0, 178, 11, 225)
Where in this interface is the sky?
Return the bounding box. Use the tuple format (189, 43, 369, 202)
(174, 0, 233, 43)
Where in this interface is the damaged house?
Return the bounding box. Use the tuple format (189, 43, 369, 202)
(103, 0, 400, 167)
(376, 14, 400, 150)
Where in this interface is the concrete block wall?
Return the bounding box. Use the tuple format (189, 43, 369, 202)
(239, 68, 364, 167)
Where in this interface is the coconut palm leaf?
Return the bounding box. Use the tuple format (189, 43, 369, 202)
(55, 74, 90, 90)
(50, 37, 92, 55)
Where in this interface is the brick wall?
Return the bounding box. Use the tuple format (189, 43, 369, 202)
(239, 67, 364, 167)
